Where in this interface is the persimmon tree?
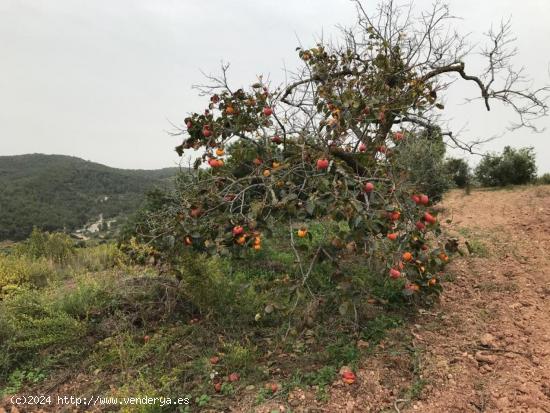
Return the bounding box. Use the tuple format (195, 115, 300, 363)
(164, 1, 548, 300)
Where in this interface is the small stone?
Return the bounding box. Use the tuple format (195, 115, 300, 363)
(357, 339, 370, 349)
(480, 333, 497, 348)
(480, 364, 493, 373)
(475, 351, 497, 364)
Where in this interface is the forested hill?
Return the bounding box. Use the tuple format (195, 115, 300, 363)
(0, 154, 179, 240)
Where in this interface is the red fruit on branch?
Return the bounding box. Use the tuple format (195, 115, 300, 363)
(232, 226, 244, 236)
(389, 211, 401, 221)
(208, 158, 223, 168)
(359, 143, 367, 152)
(389, 268, 401, 279)
(423, 212, 437, 224)
(262, 107, 273, 116)
(271, 135, 282, 144)
(214, 382, 222, 393)
(316, 158, 329, 170)
(202, 127, 212, 138)
(387, 233, 398, 241)
(419, 194, 429, 205)
(416, 221, 426, 231)
(364, 182, 374, 193)
(228, 373, 240, 382)
(393, 131, 404, 141)
(186, 120, 192, 129)
(411, 194, 420, 204)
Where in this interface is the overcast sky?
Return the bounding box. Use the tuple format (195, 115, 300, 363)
(1, 0, 549, 172)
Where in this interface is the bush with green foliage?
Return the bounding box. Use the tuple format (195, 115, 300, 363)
(396, 130, 451, 202)
(475, 146, 537, 187)
(0, 255, 56, 296)
(15, 228, 75, 264)
(536, 173, 550, 185)
(445, 158, 471, 188)
(0, 289, 87, 378)
(70, 243, 126, 272)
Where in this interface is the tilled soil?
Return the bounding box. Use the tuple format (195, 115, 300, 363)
(400, 186, 550, 413)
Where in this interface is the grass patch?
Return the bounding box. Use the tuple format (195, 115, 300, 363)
(466, 239, 489, 257)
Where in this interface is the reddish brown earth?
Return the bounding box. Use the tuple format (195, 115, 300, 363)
(249, 186, 550, 413)
(402, 186, 550, 413)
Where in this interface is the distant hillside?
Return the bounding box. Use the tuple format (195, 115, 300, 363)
(0, 154, 179, 240)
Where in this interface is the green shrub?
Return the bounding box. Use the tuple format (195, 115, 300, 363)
(49, 272, 114, 319)
(15, 229, 75, 264)
(0, 254, 56, 296)
(475, 146, 537, 187)
(177, 253, 264, 320)
(536, 173, 550, 185)
(0, 289, 86, 377)
(445, 158, 471, 188)
(69, 243, 126, 272)
(395, 130, 451, 202)
(119, 237, 158, 266)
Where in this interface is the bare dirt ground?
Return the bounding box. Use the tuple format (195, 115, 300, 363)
(250, 186, 550, 413)
(400, 186, 550, 413)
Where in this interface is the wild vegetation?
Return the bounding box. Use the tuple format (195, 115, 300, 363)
(0, 154, 178, 241)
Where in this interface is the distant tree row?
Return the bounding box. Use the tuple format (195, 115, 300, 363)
(441, 146, 545, 189)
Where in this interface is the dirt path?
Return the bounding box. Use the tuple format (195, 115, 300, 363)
(401, 186, 550, 413)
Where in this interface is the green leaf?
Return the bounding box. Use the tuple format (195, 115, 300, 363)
(337, 220, 350, 233)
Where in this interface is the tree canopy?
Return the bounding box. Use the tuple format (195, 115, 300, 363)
(149, 0, 548, 294)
